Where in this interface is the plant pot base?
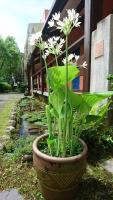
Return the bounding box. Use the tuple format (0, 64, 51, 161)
(33, 133, 88, 200)
(40, 183, 79, 200)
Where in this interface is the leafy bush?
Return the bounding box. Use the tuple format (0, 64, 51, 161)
(22, 111, 47, 125)
(4, 136, 37, 161)
(0, 82, 12, 92)
(17, 82, 26, 93)
(80, 123, 113, 161)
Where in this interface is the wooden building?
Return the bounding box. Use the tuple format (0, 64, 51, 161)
(26, 0, 113, 96)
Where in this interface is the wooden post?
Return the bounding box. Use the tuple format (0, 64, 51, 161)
(84, 0, 92, 92)
(27, 67, 31, 95)
(30, 75, 33, 97)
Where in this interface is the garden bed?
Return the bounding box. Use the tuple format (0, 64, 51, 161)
(0, 96, 113, 200)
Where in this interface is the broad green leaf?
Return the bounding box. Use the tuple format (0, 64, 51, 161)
(90, 100, 111, 117)
(68, 90, 113, 113)
(48, 65, 79, 89)
(77, 92, 113, 113)
(49, 88, 65, 116)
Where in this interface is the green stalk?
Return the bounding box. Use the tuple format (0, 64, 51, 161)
(55, 54, 58, 66)
(42, 51, 50, 96)
(63, 35, 68, 156)
(57, 117, 62, 156)
(42, 51, 53, 154)
(46, 105, 52, 155)
(69, 114, 73, 156)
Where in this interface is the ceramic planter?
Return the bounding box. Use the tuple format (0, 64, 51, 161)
(33, 133, 87, 200)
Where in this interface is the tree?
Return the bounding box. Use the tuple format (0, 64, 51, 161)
(0, 36, 22, 83)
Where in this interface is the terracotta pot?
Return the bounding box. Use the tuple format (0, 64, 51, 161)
(33, 133, 87, 200)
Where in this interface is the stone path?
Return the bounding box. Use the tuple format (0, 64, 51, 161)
(101, 158, 113, 173)
(0, 189, 23, 200)
(0, 93, 23, 112)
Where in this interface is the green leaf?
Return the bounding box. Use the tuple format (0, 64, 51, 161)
(49, 88, 65, 116)
(47, 135, 56, 145)
(68, 90, 113, 113)
(48, 65, 79, 89)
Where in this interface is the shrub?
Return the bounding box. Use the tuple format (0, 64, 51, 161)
(17, 82, 26, 93)
(4, 136, 37, 161)
(0, 82, 12, 92)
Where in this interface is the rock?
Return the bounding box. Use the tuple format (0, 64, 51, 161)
(22, 154, 33, 162)
(0, 189, 23, 200)
(6, 126, 15, 133)
(11, 111, 16, 116)
(5, 129, 10, 134)
(9, 120, 16, 127)
(10, 115, 16, 120)
(100, 158, 113, 173)
(0, 143, 4, 151)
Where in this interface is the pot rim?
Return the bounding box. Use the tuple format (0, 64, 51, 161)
(33, 133, 88, 163)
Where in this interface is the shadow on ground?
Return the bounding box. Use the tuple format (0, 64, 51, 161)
(75, 176, 113, 200)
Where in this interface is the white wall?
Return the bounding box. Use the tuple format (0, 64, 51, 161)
(90, 14, 113, 92)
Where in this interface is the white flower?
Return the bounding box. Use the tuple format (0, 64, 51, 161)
(52, 12, 60, 21)
(45, 49, 49, 57)
(68, 54, 75, 61)
(47, 36, 65, 56)
(53, 36, 60, 41)
(35, 31, 42, 39)
(80, 61, 87, 68)
(62, 54, 79, 65)
(73, 18, 81, 27)
(75, 55, 80, 61)
(59, 38, 65, 45)
(29, 32, 42, 46)
(48, 37, 54, 44)
(48, 19, 54, 27)
(68, 9, 76, 21)
(57, 20, 64, 29)
(50, 9, 81, 36)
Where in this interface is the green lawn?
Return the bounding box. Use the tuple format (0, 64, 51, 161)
(0, 100, 17, 136)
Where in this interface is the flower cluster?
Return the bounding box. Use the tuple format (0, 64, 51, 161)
(62, 54, 87, 69)
(62, 53, 79, 65)
(48, 9, 81, 36)
(46, 36, 65, 56)
(29, 31, 47, 51)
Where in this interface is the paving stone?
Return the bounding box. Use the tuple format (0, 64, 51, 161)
(100, 158, 113, 173)
(0, 189, 23, 200)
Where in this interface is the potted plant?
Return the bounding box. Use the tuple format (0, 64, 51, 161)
(32, 9, 113, 200)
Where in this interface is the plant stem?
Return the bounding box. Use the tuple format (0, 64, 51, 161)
(42, 51, 50, 96)
(55, 54, 58, 66)
(63, 35, 68, 156)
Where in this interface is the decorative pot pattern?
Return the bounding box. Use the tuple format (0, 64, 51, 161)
(33, 133, 88, 200)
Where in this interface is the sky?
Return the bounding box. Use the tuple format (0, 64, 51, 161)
(0, 0, 53, 52)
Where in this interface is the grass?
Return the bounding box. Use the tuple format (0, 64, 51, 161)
(0, 100, 18, 136)
(0, 155, 113, 200)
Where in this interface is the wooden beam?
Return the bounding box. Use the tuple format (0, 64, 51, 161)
(84, 0, 92, 92)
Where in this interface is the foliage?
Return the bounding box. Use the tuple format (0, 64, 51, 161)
(31, 9, 113, 158)
(0, 36, 22, 83)
(16, 82, 27, 93)
(22, 111, 47, 126)
(3, 136, 36, 161)
(0, 82, 12, 92)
